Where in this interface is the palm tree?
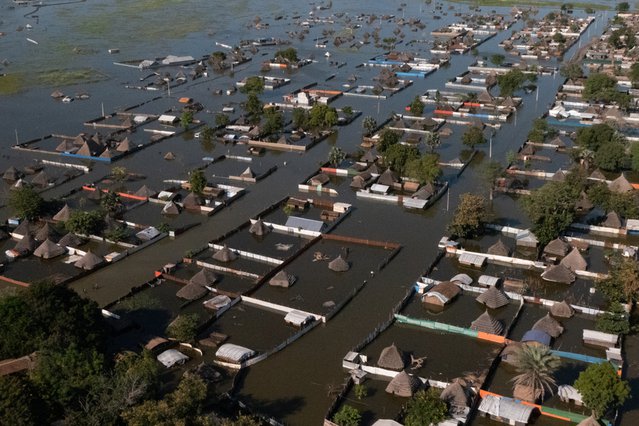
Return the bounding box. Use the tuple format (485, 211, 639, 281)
(511, 345, 560, 403)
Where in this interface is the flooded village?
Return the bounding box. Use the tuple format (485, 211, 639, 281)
(1, 0, 639, 425)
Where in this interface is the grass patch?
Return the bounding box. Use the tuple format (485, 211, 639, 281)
(0, 74, 24, 95)
(447, 0, 610, 10)
(35, 68, 109, 87)
(118, 293, 161, 312)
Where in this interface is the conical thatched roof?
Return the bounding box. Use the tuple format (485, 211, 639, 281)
(487, 239, 510, 257)
(33, 239, 66, 259)
(99, 148, 117, 159)
(589, 169, 606, 180)
(532, 313, 564, 338)
(162, 201, 181, 215)
(116, 138, 132, 152)
(2, 166, 22, 181)
(176, 283, 209, 301)
(439, 126, 453, 137)
(328, 255, 350, 272)
(577, 415, 601, 426)
(541, 264, 576, 284)
(134, 185, 157, 198)
(182, 192, 202, 209)
(269, 270, 296, 288)
(470, 311, 504, 335)
(31, 171, 51, 187)
(189, 268, 218, 287)
(476, 286, 509, 309)
(74, 251, 104, 270)
(385, 371, 422, 397)
(412, 184, 435, 200)
(377, 343, 406, 370)
(550, 300, 574, 318)
(53, 204, 73, 222)
(240, 167, 256, 179)
(164, 151, 176, 161)
(249, 219, 270, 236)
(360, 150, 377, 163)
(478, 91, 494, 104)
(13, 219, 31, 237)
(608, 174, 633, 193)
(440, 381, 469, 407)
(76, 140, 103, 157)
(350, 175, 368, 189)
(212, 245, 238, 263)
(560, 247, 587, 272)
(377, 168, 399, 186)
(575, 191, 593, 212)
(58, 233, 85, 248)
(35, 223, 59, 242)
(14, 233, 36, 254)
(543, 238, 570, 257)
(601, 211, 622, 229)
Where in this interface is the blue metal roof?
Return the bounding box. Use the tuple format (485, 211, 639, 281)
(521, 329, 551, 346)
(284, 216, 325, 233)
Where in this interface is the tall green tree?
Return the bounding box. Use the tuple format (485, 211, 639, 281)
(403, 388, 449, 426)
(166, 313, 200, 343)
(9, 186, 44, 221)
(0, 375, 49, 425)
(189, 169, 207, 195)
(65, 210, 105, 236)
(448, 193, 489, 239)
(308, 104, 338, 130)
(377, 128, 400, 153)
(328, 146, 346, 167)
(511, 345, 560, 403)
(597, 253, 639, 303)
(362, 116, 377, 136)
(410, 96, 424, 116)
(574, 362, 630, 419)
(406, 153, 442, 185)
(497, 69, 528, 97)
(383, 144, 419, 175)
(333, 404, 361, 426)
(596, 301, 630, 335)
(462, 126, 486, 148)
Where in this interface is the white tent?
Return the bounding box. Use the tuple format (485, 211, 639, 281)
(157, 349, 189, 368)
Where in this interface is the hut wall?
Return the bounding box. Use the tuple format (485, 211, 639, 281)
(208, 243, 284, 266)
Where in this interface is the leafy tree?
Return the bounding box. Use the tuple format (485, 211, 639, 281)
(354, 384, 368, 400)
(274, 47, 299, 63)
(410, 96, 424, 116)
(261, 107, 284, 136)
(576, 123, 620, 151)
(308, 104, 338, 130)
(582, 73, 624, 105)
(65, 210, 105, 236)
(239, 76, 264, 95)
(595, 142, 625, 172)
(403, 388, 448, 426)
(480, 160, 504, 200)
(362, 116, 377, 136)
(448, 193, 489, 239)
(180, 110, 193, 130)
(166, 313, 200, 342)
(629, 63, 639, 88)
(328, 146, 346, 167)
(377, 128, 400, 153)
(631, 142, 639, 171)
(574, 362, 630, 419)
(424, 131, 440, 152)
(490, 54, 505, 66)
(527, 117, 555, 143)
(462, 126, 486, 148)
(244, 93, 264, 120)
(101, 191, 123, 216)
(511, 345, 560, 402)
(189, 169, 207, 195)
(342, 106, 353, 117)
(111, 166, 129, 182)
(9, 186, 44, 221)
(522, 179, 581, 246)
(215, 113, 230, 128)
(406, 153, 442, 185)
(553, 32, 566, 43)
(596, 301, 630, 335)
(0, 375, 49, 425)
(383, 144, 419, 175)
(616, 2, 630, 12)
(560, 62, 584, 79)
(292, 108, 309, 130)
(497, 69, 527, 97)
(597, 253, 639, 303)
(333, 404, 361, 426)
(104, 224, 130, 243)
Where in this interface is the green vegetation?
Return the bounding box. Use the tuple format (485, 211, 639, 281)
(354, 384, 368, 400)
(448, 193, 489, 239)
(490, 54, 505, 66)
(597, 253, 639, 303)
(0, 74, 24, 95)
(575, 123, 627, 172)
(362, 116, 377, 136)
(409, 96, 424, 116)
(497, 69, 534, 97)
(239, 76, 264, 95)
(586, 182, 639, 219)
(261, 107, 285, 136)
(384, 144, 419, 175)
(333, 404, 361, 426)
(511, 345, 560, 403)
(274, 47, 299, 63)
(101, 191, 123, 216)
(180, 110, 193, 129)
(596, 301, 630, 335)
(166, 313, 200, 342)
(35, 68, 109, 87)
(65, 210, 105, 236)
(403, 388, 448, 426)
(574, 362, 630, 419)
(446, 0, 609, 9)
(616, 1, 630, 11)
(527, 118, 556, 143)
(406, 153, 442, 185)
(9, 186, 44, 221)
(189, 169, 207, 195)
(328, 146, 347, 167)
(309, 104, 338, 130)
(582, 73, 630, 109)
(462, 126, 486, 148)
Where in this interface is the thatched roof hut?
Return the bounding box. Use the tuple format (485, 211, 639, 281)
(134, 185, 157, 198)
(476, 286, 509, 309)
(560, 247, 587, 272)
(514, 383, 542, 403)
(35, 223, 59, 242)
(74, 251, 104, 270)
(31, 171, 51, 187)
(116, 138, 132, 152)
(500, 342, 522, 365)
(440, 381, 470, 407)
(76, 140, 103, 157)
(182, 192, 203, 209)
(164, 152, 176, 161)
(385, 371, 422, 397)
(309, 173, 330, 186)
(212, 245, 238, 263)
(240, 167, 256, 179)
(3, 166, 22, 181)
(575, 191, 593, 212)
(541, 264, 576, 284)
(176, 283, 209, 301)
(33, 239, 65, 259)
(377, 343, 406, 370)
(422, 281, 461, 306)
(189, 268, 218, 287)
(543, 238, 570, 257)
(439, 126, 453, 137)
(589, 169, 606, 180)
(350, 175, 368, 189)
(328, 255, 350, 272)
(360, 150, 377, 163)
(608, 174, 633, 193)
(487, 239, 511, 257)
(249, 219, 270, 236)
(14, 234, 36, 255)
(58, 233, 85, 248)
(162, 202, 181, 215)
(577, 415, 601, 426)
(53, 204, 73, 222)
(550, 300, 574, 318)
(470, 311, 504, 335)
(601, 211, 622, 229)
(377, 169, 399, 186)
(532, 314, 564, 338)
(269, 270, 296, 288)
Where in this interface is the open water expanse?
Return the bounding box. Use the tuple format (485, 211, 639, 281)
(1, 0, 638, 424)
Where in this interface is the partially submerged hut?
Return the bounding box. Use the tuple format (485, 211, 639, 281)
(162, 201, 181, 215)
(215, 343, 255, 364)
(521, 329, 551, 346)
(182, 192, 203, 209)
(377, 169, 399, 186)
(176, 283, 209, 301)
(134, 185, 157, 198)
(487, 239, 511, 257)
(576, 415, 600, 426)
(440, 381, 470, 407)
(377, 343, 406, 370)
(532, 314, 564, 338)
(189, 267, 218, 287)
(550, 300, 574, 318)
(328, 255, 350, 272)
(58, 233, 85, 248)
(422, 281, 461, 306)
(73, 251, 104, 270)
(560, 247, 587, 272)
(33, 239, 65, 259)
(478, 395, 535, 426)
(35, 223, 59, 242)
(52, 204, 73, 222)
(601, 211, 622, 229)
(541, 264, 576, 284)
(249, 219, 270, 236)
(476, 286, 509, 309)
(240, 167, 256, 179)
(470, 311, 504, 335)
(543, 238, 570, 257)
(385, 371, 422, 397)
(309, 173, 330, 186)
(608, 174, 633, 193)
(31, 171, 51, 187)
(3, 166, 22, 181)
(269, 270, 296, 288)
(212, 245, 238, 263)
(13, 234, 36, 255)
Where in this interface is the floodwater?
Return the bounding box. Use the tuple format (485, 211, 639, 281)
(2, 0, 636, 425)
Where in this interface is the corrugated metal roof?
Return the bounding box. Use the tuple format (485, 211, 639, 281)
(479, 275, 500, 286)
(215, 343, 255, 363)
(284, 216, 325, 233)
(284, 310, 314, 326)
(459, 253, 487, 267)
(478, 395, 534, 423)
